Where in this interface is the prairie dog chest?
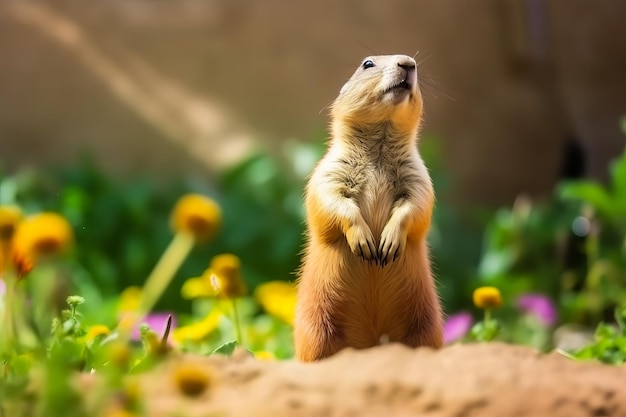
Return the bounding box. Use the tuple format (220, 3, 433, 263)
(332, 146, 419, 233)
(353, 143, 417, 196)
(358, 167, 396, 236)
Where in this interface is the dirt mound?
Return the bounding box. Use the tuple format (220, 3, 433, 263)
(136, 342, 626, 417)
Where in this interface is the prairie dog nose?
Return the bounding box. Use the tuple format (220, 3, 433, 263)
(397, 56, 417, 88)
(397, 57, 416, 72)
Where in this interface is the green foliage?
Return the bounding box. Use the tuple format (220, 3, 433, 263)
(440, 123, 626, 351)
(212, 340, 238, 356)
(556, 146, 626, 323)
(572, 304, 626, 365)
(215, 139, 325, 288)
(0, 142, 322, 312)
(465, 124, 626, 348)
(469, 318, 501, 342)
(2, 296, 99, 417)
(174, 295, 295, 359)
(0, 163, 201, 311)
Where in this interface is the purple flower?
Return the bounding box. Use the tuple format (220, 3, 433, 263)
(132, 313, 177, 341)
(443, 311, 473, 344)
(0, 278, 5, 297)
(516, 293, 557, 326)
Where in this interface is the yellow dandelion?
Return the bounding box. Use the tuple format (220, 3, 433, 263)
(0, 205, 22, 243)
(85, 325, 110, 342)
(254, 281, 297, 325)
(209, 253, 246, 299)
(170, 194, 221, 242)
(172, 309, 223, 343)
(472, 286, 502, 309)
(12, 212, 73, 262)
(173, 363, 213, 397)
(208, 254, 247, 343)
(180, 275, 218, 299)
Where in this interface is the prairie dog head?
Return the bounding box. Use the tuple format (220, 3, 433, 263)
(331, 54, 423, 131)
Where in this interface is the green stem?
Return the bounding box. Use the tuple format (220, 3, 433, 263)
(3, 273, 36, 352)
(30, 265, 58, 340)
(231, 298, 243, 345)
(136, 232, 194, 322)
(484, 308, 492, 325)
(3, 275, 16, 352)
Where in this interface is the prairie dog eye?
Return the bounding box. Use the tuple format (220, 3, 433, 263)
(362, 60, 375, 69)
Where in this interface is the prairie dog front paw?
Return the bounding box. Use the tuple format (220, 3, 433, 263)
(378, 222, 407, 266)
(345, 222, 377, 262)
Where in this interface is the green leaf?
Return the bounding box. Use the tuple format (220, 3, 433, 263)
(599, 345, 624, 365)
(615, 336, 626, 352)
(12, 354, 34, 377)
(558, 181, 613, 216)
(469, 320, 500, 342)
(572, 345, 595, 360)
(130, 356, 159, 374)
(212, 340, 238, 356)
(477, 250, 515, 278)
(595, 323, 618, 340)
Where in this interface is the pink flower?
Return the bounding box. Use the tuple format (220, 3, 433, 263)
(443, 311, 473, 344)
(516, 293, 557, 326)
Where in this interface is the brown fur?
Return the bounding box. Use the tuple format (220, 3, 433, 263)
(294, 55, 444, 361)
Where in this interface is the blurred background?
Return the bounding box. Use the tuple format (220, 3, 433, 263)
(1, 0, 626, 349)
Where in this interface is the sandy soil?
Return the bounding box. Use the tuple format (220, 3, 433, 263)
(132, 342, 626, 417)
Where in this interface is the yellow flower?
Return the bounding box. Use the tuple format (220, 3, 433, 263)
(254, 350, 276, 361)
(12, 212, 73, 262)
(0, 205, 22, 243)
(85, 325, 110, 342)
(11, 250, 33, 278)
(170, 194, 221, 242)
(473, 286, 502, 309)
(254, 281, 297, 325)
(173, 363, 213, 397)
(181, 254, 246, 300)
(181, 276, 218, 299)
(172, 309, 223, 343)
(209, 253, 246, 299)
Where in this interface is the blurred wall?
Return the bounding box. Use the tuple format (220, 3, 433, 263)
(1, 0, 625, 205)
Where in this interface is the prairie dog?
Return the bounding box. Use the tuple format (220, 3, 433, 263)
(294, 54, 443, 361)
